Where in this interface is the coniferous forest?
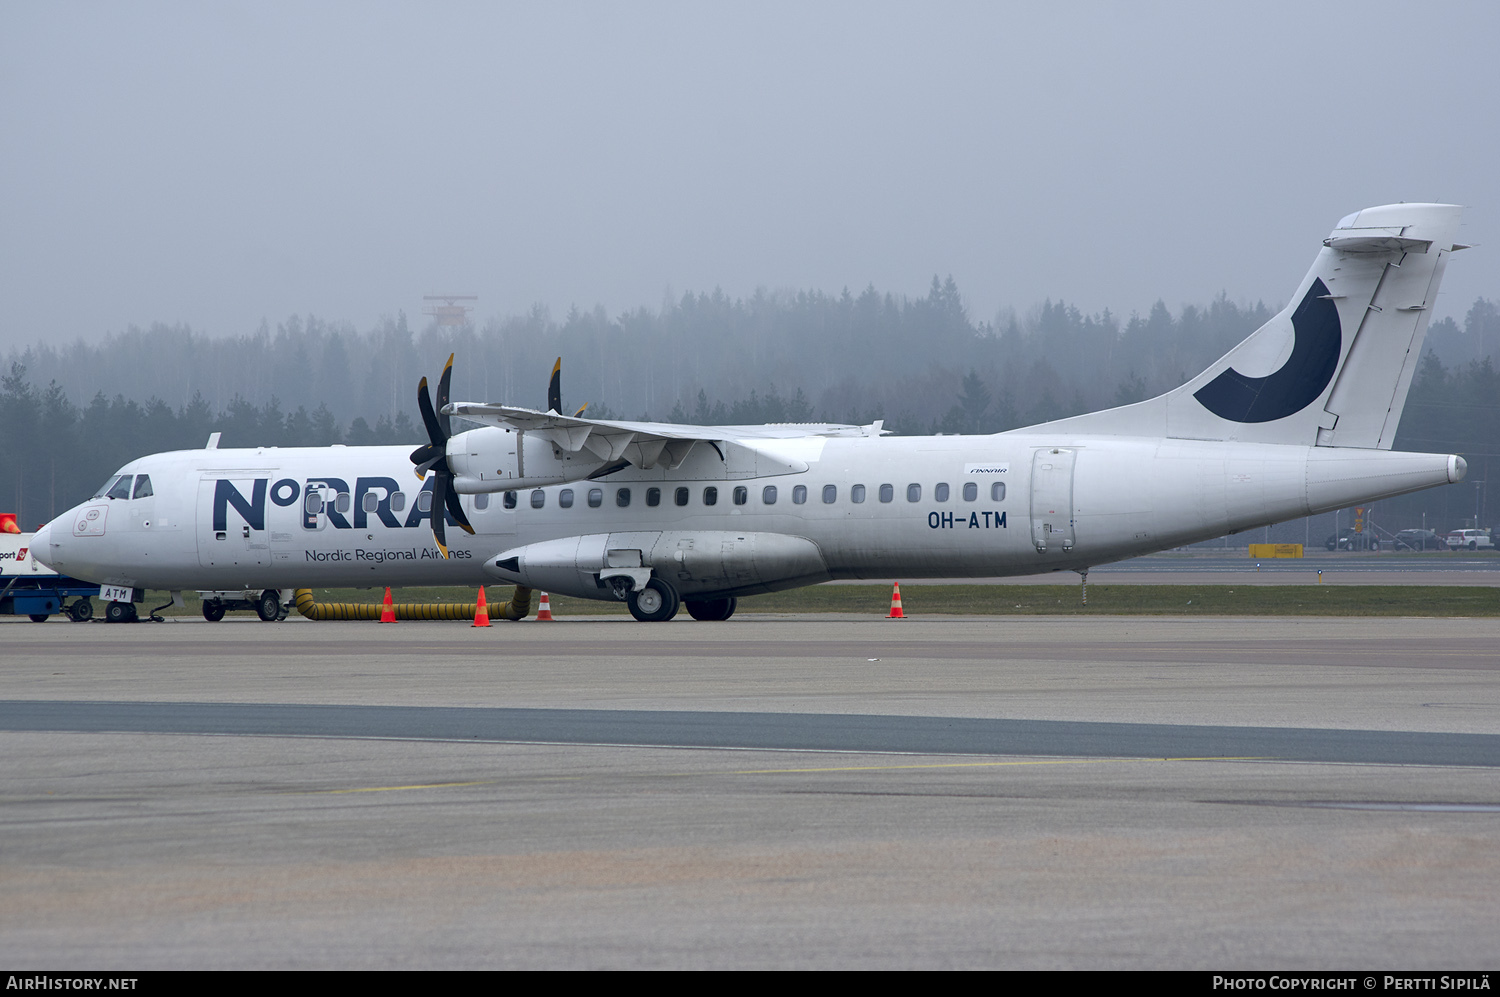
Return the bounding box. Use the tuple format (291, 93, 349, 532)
(3, 282, 1499, 544)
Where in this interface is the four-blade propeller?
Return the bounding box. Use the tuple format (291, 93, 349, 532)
(410, 353, 476, 558)
(412, 355, 584, 557)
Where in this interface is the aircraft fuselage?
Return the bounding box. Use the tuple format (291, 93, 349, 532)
(35, 431, 1462, 600)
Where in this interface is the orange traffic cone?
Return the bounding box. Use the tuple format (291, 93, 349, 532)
(886, 582, 906, 619)
(472, 586, 491, 627)
(536, 591, 554, 621)
(379, 587, 397, 623)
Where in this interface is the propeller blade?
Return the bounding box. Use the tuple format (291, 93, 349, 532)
(416, 376, 444, 448)
(548, 357, 562, 414)
(409, 353, 481, 555)
(410, 452, 445, 481)
(409, 443, 443, 468)
(436, 353, 455, 439)
(444, 482, 477, 536)
(430, 473, 450, 559)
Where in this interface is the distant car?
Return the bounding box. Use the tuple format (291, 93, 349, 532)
(1445, 529, 1495, 551)
(1393, 529, 1443, 551)
(1325, 530, 1379, 551)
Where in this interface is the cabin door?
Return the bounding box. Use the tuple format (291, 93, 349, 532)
(1029, 448, 1077, 553)
(197, 477, 269, 570)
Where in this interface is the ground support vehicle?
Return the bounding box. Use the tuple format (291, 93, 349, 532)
(197, 589, 290, 622)
(0, 532, 101, 622)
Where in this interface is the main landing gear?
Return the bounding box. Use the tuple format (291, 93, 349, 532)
(685, 597, 736, 621)
(622, 580, 737, 623)
(627, 578, 680, 622)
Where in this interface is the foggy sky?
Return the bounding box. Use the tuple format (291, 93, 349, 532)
(2, 1, 1497, 353)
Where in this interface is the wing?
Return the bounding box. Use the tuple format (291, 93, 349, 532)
(444, 403, 886, 471)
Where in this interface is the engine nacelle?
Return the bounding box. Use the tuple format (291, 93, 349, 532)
(446, 427, 609, 493)
(484, 531, 831, 601)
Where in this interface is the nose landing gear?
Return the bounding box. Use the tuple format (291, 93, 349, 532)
(104, 600, 138, 624)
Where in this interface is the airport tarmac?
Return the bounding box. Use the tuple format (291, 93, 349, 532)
(2, 615, 1498, 969)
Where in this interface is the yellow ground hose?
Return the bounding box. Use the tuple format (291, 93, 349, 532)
(293, 586, 533, 622)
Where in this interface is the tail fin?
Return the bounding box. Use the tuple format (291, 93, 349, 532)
(1029, 203, 1466, 448)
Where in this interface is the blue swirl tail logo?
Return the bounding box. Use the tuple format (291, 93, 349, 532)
(1193, 278, 1341, 423)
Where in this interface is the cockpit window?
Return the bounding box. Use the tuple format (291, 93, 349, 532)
(106, 476, 134, 500)
(132, 475, 153, 499)
(94, 475, 123, 498)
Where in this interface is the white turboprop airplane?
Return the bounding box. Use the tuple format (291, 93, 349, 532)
(33, 202, 1470, 622)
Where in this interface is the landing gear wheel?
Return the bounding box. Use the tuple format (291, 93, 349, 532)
(627, 578, 680, 622)
(202, 600, 226, 622)
(105, 600, 137, 624)
(67, 599, 92, 622)
(685, 597, 737, 621)
(28, 613, 49, 623)
(255, 589, 282, 622)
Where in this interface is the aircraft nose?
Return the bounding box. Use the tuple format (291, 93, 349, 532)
(30, 519, 58, 569)
(30, 525, 51, 562)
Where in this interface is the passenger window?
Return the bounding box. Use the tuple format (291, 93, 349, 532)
(822, 484, 837, 504)
(559, 488, 575, 509)
(703, 486, 718, 506)
(733, 486, 747, 505)
(362, 492, 380, 513)
(851, 484, 866, 503)
(675, 487, 689, 507)
(418, 491, 433, 512)
(336, 492, 352, 514)
(935, 483, 950, 502)
(305, 491, 324, 515)
(991, 482, 1006, 501)
(132, 475, 154, 499)
(588, 488, 603, 508)
(530, 489, 545, 509)
(503, 491, 517, 509)
(762, 485, 777, 505)
(616, 488, 631, 507)
(647, 487, 661, 507)
(879, 484, 893, 503)
(793, 485, 807, 504)
(391, 491, 407, 511)
(107, 476, 133, 500)
(473, 493, 487, 510)
(963, 482, 978, 502)
(906, 483, 921, 502)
